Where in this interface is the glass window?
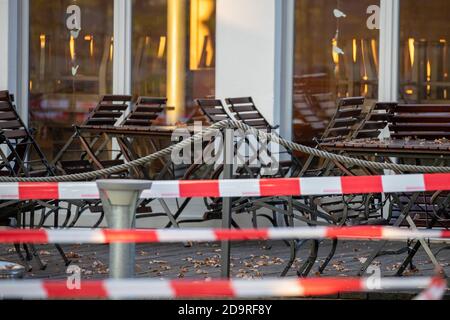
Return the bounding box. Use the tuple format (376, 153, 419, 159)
(132, 0, 216, 124)
(293, 0, 380, 145)
(400, 0, 450, 103)
(29, 0, 114, 159)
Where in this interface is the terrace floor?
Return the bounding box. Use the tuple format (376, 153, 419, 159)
(1, 239, 449, 299)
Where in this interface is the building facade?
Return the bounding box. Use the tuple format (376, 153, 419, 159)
(0, 0, 449, 159)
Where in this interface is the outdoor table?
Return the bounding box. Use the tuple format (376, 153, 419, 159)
(320, 138, 450, 159)
(320, 137, 449, 276)
(0, 261, 25, 279)
(74, 124, 196, 174)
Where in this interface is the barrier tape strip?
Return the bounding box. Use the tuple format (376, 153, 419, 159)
(0, 277, 445, 299)
(0, 173, 449, 200)
(0, 226, 449, 244)
(414, 278, 448, 300)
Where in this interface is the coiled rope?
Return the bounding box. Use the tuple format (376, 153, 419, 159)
(1, 120, 449, 182)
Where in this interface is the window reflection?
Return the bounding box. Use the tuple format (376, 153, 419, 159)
(400, 0, 450, 103)
(132, 0, 216, 124)
(293, 0, 379, 145)
(29, 0, 114, 159)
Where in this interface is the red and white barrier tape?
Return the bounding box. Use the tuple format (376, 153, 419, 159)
(0, 226, 449, 244)
(0, 277, 445, 299)
(1, 173, 449, 200)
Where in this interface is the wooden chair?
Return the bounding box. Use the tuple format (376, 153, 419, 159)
(196, 98, 234, 123)
(386, 103, 450, 274)
(0, 90, 71, 270)
(389, 104, 450, 140)
(225, 97, 276, 130)
(299, 96, 366, 178)
(0, 91, 56, 177)
(225, 97, 302, 177)
(120, 97, 168, 127)
(352, 102, 397, 139)
(318, 96, 365, 143)
(53, 95, 132, 176)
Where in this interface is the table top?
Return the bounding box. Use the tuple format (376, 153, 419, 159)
(78, 125, 197, 137)
(320, 138, 450, 155)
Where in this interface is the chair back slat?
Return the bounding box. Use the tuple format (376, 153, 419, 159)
(320, 97, 365, 142)
(352, 102, 395, 139)
(84, 95, 132, 126)
(0, 90, 55, 177)
(390, 103, 450, 139)
(196, 99, 233, 124)
(226, 97, 272, 130)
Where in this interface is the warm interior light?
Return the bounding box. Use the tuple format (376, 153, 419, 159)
(363, 84, 369, 95)
(406, 89, 414, 95)
(190, 0, 214, 70)
(40, 34, 46, 49)
(69, 35, 76, 61)
(361, 40, 368, 80)
(408, 38, 415, 67)
(109, 37, 114, 61)
(332, 38, 339, 64)
(427, 60, 431, 94)
(352, 39, 357, 63)
(371, 39, 378, 70)
(442, 40, 448, 81)
(157, 36, 167, 58)
(361, 40, 369, 96)
(90, 39, 94, 57)
(85, 35, 94, 57)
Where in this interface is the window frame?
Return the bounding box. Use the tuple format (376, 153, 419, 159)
(283, 0, 400, 140)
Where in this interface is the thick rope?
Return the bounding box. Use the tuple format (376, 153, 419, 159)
(0, 120, 449, 182)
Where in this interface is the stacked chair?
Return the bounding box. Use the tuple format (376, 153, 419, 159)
(3, 88, 447, 278)
(53, 95, 183, 228)
(0, 90, 70, 270)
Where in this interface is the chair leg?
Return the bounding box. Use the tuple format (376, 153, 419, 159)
(93, 210, 105, 228)
(281, 197, 299, 277)
(358, 193, 420, 276)
(61, 206, 72, 228)
(68, 205, 83, 228)
(164, 198, 192, 229)
(22, 244, 33, 261)
(297, 240, 319, 277)
(29, 244, 47, 270)
(159, 199, 180, 228)
(231, 219, 240, 229)
(55, 244, 71, 266)
(396, 241, 420, 276)
(280, 240, 297, 277)
(251, 210, 258, 228)
(318, 239, 338, 274)
(14, 243, 32, 272)
(53, 201, 59, 228)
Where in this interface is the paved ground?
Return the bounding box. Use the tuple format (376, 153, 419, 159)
(1, 239, 449, 299)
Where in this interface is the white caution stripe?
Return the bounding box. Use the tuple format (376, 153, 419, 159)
(0, 277, 444, 300)
(0, 226, 448, 244)
(0, 173, 449, 200)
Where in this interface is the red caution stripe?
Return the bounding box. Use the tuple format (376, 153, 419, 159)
(0, 226, 448, 244)
(0, 277, 443, 299)
(0, 173, 448, 200)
